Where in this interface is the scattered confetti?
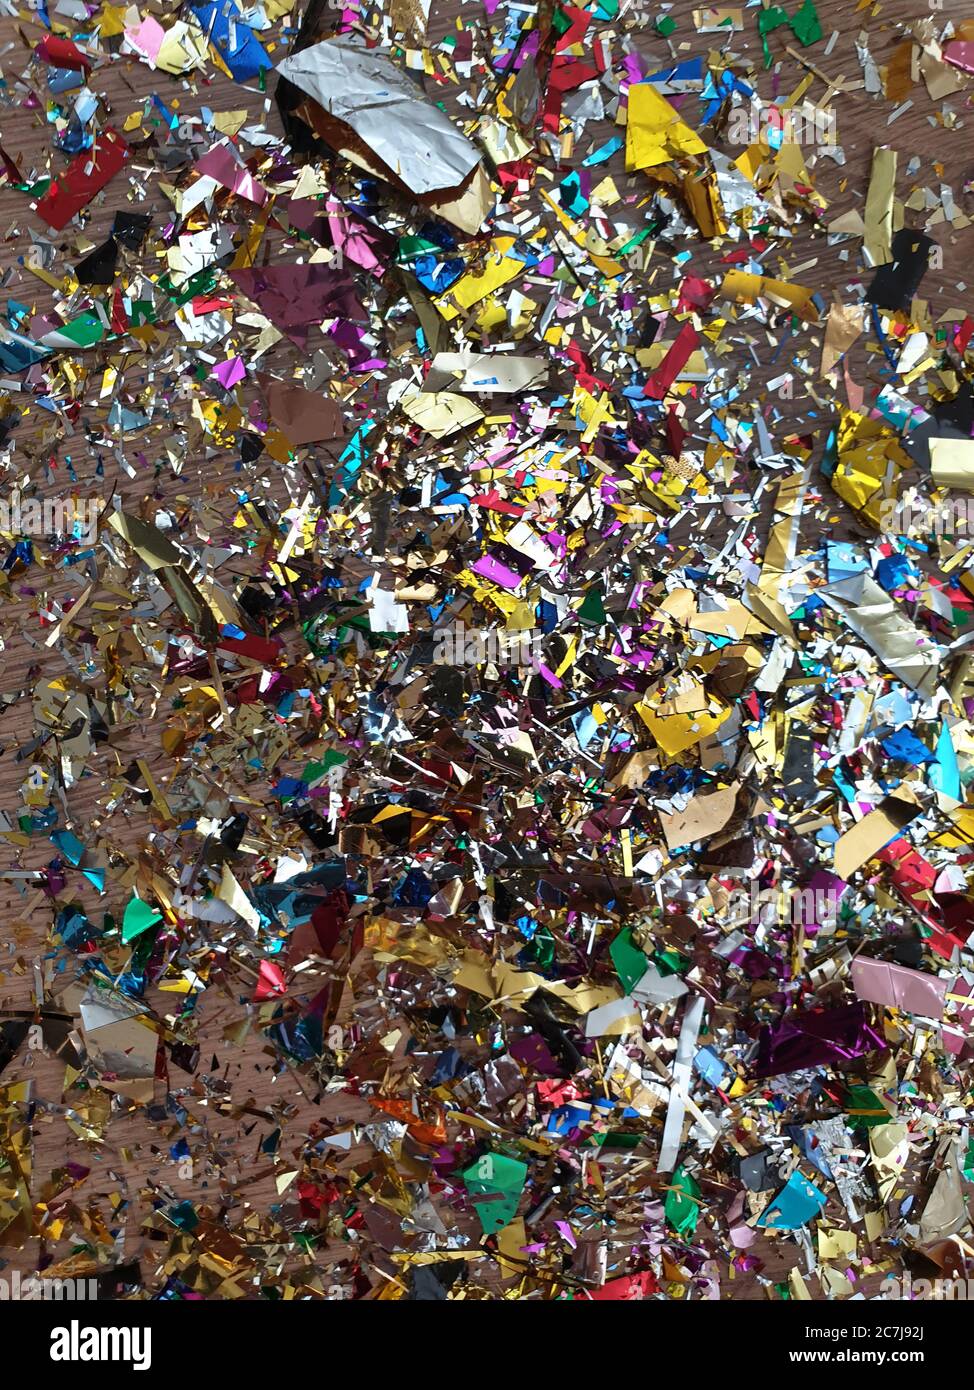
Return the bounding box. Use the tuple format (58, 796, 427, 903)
(0, 0, 973, 1318)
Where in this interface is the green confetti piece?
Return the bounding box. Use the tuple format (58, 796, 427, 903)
(462, 1152, 528, 1234)
(47, 311, 108, 349)
(122, 299, 155, 329)
(610, 927, 648, 993)
(844, 1084, 890, 1128)
(654, 947, 688, 977)
(302, 749, 347, 785)
(757, 4, 790, 67)
(963, 1141, 974, 1183)
(578, 583, 606, 626)
(790, 0, 822, 47)
(122, 895, 163, 943)
(397, 235, 443, 263)
(584, 1130, 641, 1149)
(158, 268, 218, 305)
(525, 925, 556, 970)
(758, 0, 821, 66)
(617, 226, 654, 256)
(665, 1164, 701, 1237)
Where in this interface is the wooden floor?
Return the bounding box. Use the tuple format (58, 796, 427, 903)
(0, 0, 966, 1299)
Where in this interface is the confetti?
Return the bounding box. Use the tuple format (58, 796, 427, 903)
(0, 0, 970, 1324)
